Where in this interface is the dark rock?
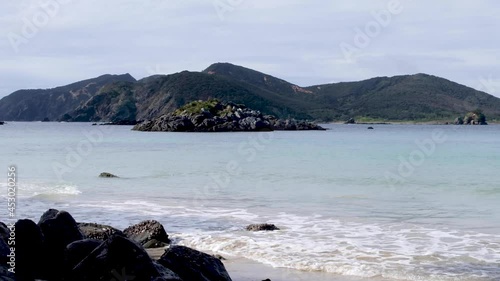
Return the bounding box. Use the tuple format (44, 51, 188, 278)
(99, 172, 119, 178)
(0, 265, 15, 281)
(78, 222, 124, 241)
(38, 210, 84, 280)
(123, 220, 170, 248)
(367, 127, 374, 130)
(71, 234, 181, 281)
(0, 234, 9, 265)
(0, 222, 9, 244)
(246, 224, 280, 231)
(15, 219, 45, 280)
(65, 239, 102, 272)
(0, 121, 4, 125)
(158, 245, 232, 281)
(38, 208, 60, 224)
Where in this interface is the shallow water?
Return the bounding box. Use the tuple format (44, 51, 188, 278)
(1, 122, 499, 280)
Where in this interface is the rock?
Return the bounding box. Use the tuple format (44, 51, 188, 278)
(123, 220, 170, 248)
(99, 172, 119, 178)
(0, 234, 9, 265)
(15, 219, 45, 280)
(78, 222, 124, 241)
(0, 222, 9, 244)
(158, 245, 232, 281)
(65, 239, 102, 272)
(454, 117, 464, 125)
(143, 239, 169, 249)
(345, 118, 356, 124)
(0, 121, 4, 125)
(133, 99, 325, 132)
(367, 127, 374, 130)
(71, 234, 181, 281)
(246, 224, 280, 231)
(0, 265, 15, 281)
(38, 209, 84, 280)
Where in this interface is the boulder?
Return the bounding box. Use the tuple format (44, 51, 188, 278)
(0, 222, 9, 244)
(367, 127, 374, 130)
(15, 219, 45, 280)
(0, 235, 9, 265)
(78, 222, 124, 241)
(71, 235, 181, 281)
(158, 245, 232, 281)
(65, 239, 102, 272)
(246, 224, 280, 231)
(123, 220, 170, 248)
(99, 172, 119, 178)
(38, 209, 84, 280)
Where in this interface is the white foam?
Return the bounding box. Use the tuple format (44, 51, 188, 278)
(171, 212, 500, 281)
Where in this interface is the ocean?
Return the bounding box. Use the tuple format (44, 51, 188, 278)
(1, 122, 499, 280)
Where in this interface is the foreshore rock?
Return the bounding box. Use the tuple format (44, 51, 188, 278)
(133, 100, 325, 132)
(246, 224, 280, 231)
(1, 210, 234, 281)
(78, 222, 124, 241)
(99, 172, 119, 178)
(159, 245, 232, 281)
(123, 220, 171, 248)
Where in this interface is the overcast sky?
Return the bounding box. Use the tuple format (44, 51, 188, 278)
(1, 0, 499, 98)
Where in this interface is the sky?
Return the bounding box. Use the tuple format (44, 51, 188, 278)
(1, 0, 500, 98)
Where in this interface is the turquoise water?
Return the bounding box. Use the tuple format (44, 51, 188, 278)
(1, 122, 499, 280)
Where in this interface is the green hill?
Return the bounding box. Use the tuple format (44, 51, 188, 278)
(1, 63, 500, 123)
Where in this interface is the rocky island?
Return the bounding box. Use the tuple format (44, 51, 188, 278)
(132, 99, 325, 132)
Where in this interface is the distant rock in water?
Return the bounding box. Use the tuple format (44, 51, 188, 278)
(367, 127, 374, 130)
(0, 121, 4, 125)
(246, 223, 280, 231)
(132, 99, 325, 132)
(99, 172, 118, 178)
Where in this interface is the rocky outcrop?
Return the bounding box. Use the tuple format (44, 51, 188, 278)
(78, 222, 124, 241)
(246, 224, 280, 231)
(159, 245, 232, 281)
(70, 234, 181, 281)
(133, 100, 325, 132)
(123, 220, 170, 248)
(2, 210, 234, 281)
(99, 172, 119, 178)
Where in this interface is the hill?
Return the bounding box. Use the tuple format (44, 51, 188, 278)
(1, 63, 500, 122)
(0, 74, 136, 121)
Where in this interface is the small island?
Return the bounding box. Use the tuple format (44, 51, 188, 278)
(454, 109, 488, 125)
(132, 99, 325, 132)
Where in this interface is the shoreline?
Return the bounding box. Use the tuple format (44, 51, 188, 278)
(147, 248, 385, 281)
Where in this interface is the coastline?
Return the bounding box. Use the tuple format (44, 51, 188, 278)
(147, 248, 385, 281)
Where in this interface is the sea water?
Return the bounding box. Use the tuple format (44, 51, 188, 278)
(1, 122, 499, 280)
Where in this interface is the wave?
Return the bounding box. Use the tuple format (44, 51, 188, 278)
(37, 199, 500, 280)
(0, 182, 82, 199)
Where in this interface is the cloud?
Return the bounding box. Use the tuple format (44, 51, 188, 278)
(0, 0, 499, 97)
